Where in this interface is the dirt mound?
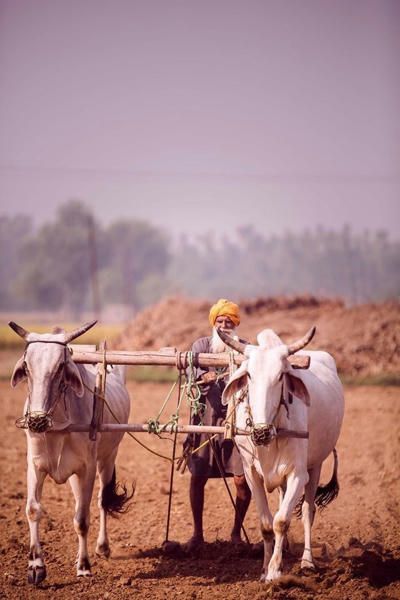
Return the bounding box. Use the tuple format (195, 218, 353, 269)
(114, 295, 400, 378)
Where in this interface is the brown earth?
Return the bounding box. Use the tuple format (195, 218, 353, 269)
(115, 296, 400, 378)
(1, 377, 399, 599)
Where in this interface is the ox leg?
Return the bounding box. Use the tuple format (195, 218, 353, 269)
(244, 466, 274, 582)
(95, 452, 117, 558)
(69, 467, 96, 577)
(301, 465, 321, 570)
(278, 485, 290, 555)
(267, 472, 308, 581)
(26, 464, 47, 585)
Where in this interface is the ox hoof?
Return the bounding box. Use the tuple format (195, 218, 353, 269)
(77, 557, 92, 577)
(28, 564, 47, 585)
(266, 570, 282, 582)
(182, 535, 204, 554)
(77, 569, 92, 577)
(301, 558, 316, 571)
(259, 571, 267, 582)
(96, 544, 111, 559)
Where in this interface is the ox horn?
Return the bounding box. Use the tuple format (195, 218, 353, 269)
(8, 321, 30, 339)
(216, 328, 247, 354)
(287, 326, 316, 355)
(65, 320, 98, 343)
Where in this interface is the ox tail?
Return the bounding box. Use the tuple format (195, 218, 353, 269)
(101, 468, 135, 518)
(294, 449, 340, 518)
(314, 448, 340, 510)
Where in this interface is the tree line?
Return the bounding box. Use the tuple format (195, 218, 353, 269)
(1, 200, 398, 317)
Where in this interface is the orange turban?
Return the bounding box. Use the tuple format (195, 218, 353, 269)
(208, 298, 241, 327)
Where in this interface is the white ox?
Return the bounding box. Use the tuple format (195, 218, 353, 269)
(219, 326, 344, 582)
(9, 320, 133, 585)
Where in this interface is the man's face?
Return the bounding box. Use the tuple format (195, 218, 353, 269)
(214, 315, 235, 333)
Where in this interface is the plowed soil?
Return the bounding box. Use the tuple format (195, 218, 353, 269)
(1, 378, 399, 599)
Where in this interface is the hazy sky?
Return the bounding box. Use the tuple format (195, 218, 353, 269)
(0, 0, 399, 239)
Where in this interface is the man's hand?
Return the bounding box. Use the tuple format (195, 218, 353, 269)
(200, 371, 218, 384)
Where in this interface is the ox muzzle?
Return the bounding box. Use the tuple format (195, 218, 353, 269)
(16, 411, 54, 433)
(250, 423, 277, 446)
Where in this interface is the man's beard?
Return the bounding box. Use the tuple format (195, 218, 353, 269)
(210, 326, 237, 353)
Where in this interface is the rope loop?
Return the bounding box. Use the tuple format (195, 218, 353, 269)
(15, 415, 28, 429)
(147, 418, 161, 435)
(175, 351, 199, 371)
(167, 412, 179, 433)
(184, 351, 204, 417)
(175, 351, 186, 371)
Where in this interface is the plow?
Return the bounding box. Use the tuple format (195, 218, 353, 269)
(65, 341, 311, 548)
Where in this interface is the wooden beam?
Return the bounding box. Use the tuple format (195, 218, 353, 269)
(69, 347, 310, 369)
(55, 423, 251, 435)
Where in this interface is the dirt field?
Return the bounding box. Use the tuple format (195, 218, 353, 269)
(1, 375, 399, 599)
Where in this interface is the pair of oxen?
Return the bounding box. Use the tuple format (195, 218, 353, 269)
(9, 320, 344, 585)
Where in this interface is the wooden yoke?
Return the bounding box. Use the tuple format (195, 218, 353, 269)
(70, 348, 310, 370)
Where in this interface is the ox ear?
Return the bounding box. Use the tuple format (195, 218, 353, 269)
(285, 373, 310, 406)
(11, 356, 27, 387)
(222, 361, 249, 406)
(64, 360, 84, 397)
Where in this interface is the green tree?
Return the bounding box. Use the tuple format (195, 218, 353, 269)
(101, 220, 170, 309)
(14, 200, 101, 317)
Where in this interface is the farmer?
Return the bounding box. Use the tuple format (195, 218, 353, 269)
(182, 298, 251, 552)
